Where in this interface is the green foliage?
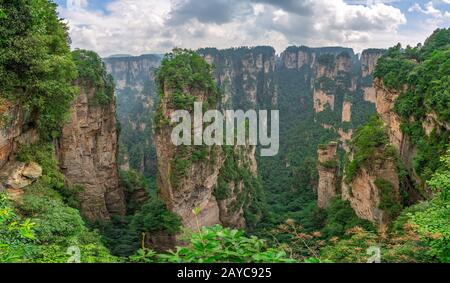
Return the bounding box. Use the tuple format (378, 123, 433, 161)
(374, 28, 450, 181)
(1, 142, 118, 263)
(0, 194, 36, 262)
(0, 0, 78, 139)
(318, 54, 335, 68)
(323, 149, 450, 263)
(374, 179, 402, 219)
(130, 198, 181, 235)
(96, 216, 139, 257)
(319, 159, 339, 169)
(156, 225, 295, 263)
(320, 227, 380, 263)
(1, 187, 117, 263)
(315, 77, 336, 93)
(155, 48, 220, 113)
(17, 142, 65, 190)
(406, 150, 450, 262)
(344, 116, 390, 183)
(373, 44, 416, 89)
(97, 193, 181, 257)
(120, 169, 149, 213)
(72, 49, 115, 105)
(321, 198, 374, 238)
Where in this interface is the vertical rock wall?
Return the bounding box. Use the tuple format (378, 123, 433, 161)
(56, 88, 126, 221)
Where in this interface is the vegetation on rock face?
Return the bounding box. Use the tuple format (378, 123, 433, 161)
(344, 116, 391, 183)
(156, 48, 220, 113)
(1, 0, 449, 263)
(130, 223, 295, 263)
(374, 28, 450, 181)
(0, 0, 78, 139)
(72, 49, 115, 105)
(154, 49, 264, 229)
(319, 29, 450, 263)
(407, 149, 450, 262)
(1, 143, 117, 263)
(321, 149, 450, 263)
(97, 170, 181, 257)
(375, 179, 402, 220)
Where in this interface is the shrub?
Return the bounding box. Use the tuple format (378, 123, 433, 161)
(132, 225, 296, 263)
(344, 116, 389, 183)
(130, 197, 181, 235)
(374, 179, 402, 220)
(0, 0, 78, 139)
(72, 49, 115, 105)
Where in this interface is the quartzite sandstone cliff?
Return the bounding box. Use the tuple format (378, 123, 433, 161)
(56, 87, 126, 221)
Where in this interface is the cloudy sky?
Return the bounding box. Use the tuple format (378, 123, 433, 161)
(55, 0, 450, 57)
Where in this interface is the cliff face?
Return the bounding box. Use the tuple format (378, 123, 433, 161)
(1, 88, 125, 222)
(0, 103, 39, 201)
(279, 47, 358, 119)
(361, 50, 384, 104)
(374, 78, 421, 186)
(374, 79, 406, 150)
(361, 49, 384, 78)
(104, 55, 162, 176)
(104, 55, 161, 92)
(154, 51, 261, 230)
(199, 47, 277, 109)
(56, 87, 126, 221)
(0, 104, 38, 169)
(317, 142, 339, 208)
(156, 121, 225, 229)
(342, 151, 400, 228)
(155, 91, 253, 230)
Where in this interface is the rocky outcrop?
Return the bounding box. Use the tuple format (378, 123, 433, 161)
(338, 128, 353, 152)
(375, 79, 404, 150)
(199, 47, 277, 108)
(155, 52, 261, 230)
(0, 101, 40, 203)
(363, 87, 377, 103)
(155, 98, 255, 230)
(361, 49, 384, 79)
(0, 103, 38, 169)
(374, 78, 421, 186)
(314, 89, 335, 113)
(342, 101, 352, 122)
(317, 142, 339, 208)
(56, 87, 126, 221)
(0, 161, 42, 202)
(156, 135, 224, 230)
(281, 47, 315, 69)
(104, 54, 161, 92)
(342, 149, 400, 228)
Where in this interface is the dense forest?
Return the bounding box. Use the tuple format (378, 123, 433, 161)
(0, 0, 448, 263)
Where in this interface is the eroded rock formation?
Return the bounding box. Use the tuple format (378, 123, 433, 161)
(361, 49, 384, 78)
(342, 149, 400, 229)
(155, 56, 259, 230)
(56, 87, 126, 221)
(317, 142, 339, 208)
(0, 103, 38, 169)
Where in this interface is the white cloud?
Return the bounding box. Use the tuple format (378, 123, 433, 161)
(59, 0, 412, 56)
(409, 1, 450, 26)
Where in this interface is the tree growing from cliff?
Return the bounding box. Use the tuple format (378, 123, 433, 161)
(0, 0, 78, 139)
(374, 28, 450, 181)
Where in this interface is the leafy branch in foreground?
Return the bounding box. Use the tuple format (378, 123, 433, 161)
(129, 208, 296, 263)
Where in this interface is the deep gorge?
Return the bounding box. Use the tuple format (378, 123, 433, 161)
(0, 0, 448, 263)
